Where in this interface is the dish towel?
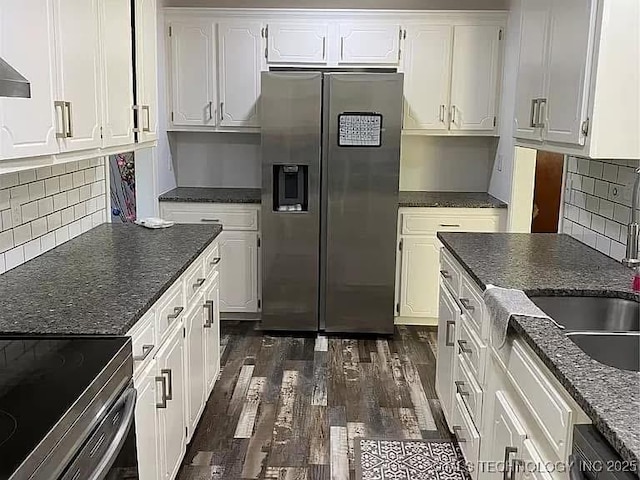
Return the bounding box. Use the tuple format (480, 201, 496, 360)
(483, 285, 558, 349)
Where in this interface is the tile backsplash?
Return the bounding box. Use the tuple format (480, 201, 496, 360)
(563, 157, 639, 260)
(0, 159, 107, 274)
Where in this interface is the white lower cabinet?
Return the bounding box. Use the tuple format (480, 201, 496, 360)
(488, 391, 527, 480)
(134, 359, 161, 480)
(219, 231, 259, 313)
(204, 273, 221, 394)
(399, 237, 440, 318)
(184, 291, 206, 442)
(436, 284, 459, 427)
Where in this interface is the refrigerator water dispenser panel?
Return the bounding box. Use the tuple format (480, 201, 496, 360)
(273, 165, 308, 212)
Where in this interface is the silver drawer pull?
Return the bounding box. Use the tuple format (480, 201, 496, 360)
(458, 339, 472, 355)
(201, 218, 220, 223)
(203, 300, 214, 328)
(162, 368, 173, 400)
(440, 269, 451, 279)
(193, 278, 206, 289)
(452, 425, 466, 442)
(133, 344, 154, 362)
(503, 447, 519, 480)
(440, 224, 461, 228)
(445, 320, 455, 347)
(155, 375, 167, 409)
(459, 298, 475, 312)
(167, 306, 184, 321)
(455, 380, 470, 397)
(210, 257, 221, 266)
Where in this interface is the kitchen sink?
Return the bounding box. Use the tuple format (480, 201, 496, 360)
(529, 296, 639, 332)
(566, 332, 640, 372)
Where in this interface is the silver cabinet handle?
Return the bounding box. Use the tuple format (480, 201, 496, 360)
(133, 344, 154, 362)
(439, 104, 446, 123)
(322, 37, 326, 59)
(452, 425, 466, 443)
(503, 447, 519, 480)
(340, 37, 345, 60)
(440, 224, 461, 228)
(440, 269, 451, 279)
(193, 278, 206, 289)
(142, 105, 151, 132)
(455, 380, 469, 397)
(450, 105, 457, 125)
(201, 218, 220, 223)
(65, 101, 73, 137)
(207, 101, 213, 121)
(155, 375, 168, 409)
(203, 300, 214, 328)
(445, 320, 455, 347)
(458, 339, 472, 355)
(537, 98, 547, 128)
(131, 104, 140, 133)
(460, 298, 475, 312)
(162, 368, 173, 400)
(210, 257, 221, 266)
(54, 101, 67, 138)
(220, 102, 224, 122)
(167, 306, 184, 321)
(530, 98, 539, 128)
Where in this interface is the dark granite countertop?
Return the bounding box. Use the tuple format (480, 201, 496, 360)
(158, 187, 507, 209)
(438, 232, 639, 465)
(159, 187, 261, 204)
(0, 224, 222, 336)
(398, 191, 507, 208)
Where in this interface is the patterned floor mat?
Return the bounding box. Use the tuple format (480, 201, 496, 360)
(355, 438, 468, 480)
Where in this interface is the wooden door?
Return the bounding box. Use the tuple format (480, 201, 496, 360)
(531, 151, 564, 233)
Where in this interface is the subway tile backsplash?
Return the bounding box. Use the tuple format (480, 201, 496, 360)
(563, 158, 639, 260)
(0, 159, 107, 274)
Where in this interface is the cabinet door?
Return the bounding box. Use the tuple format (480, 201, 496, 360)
(100, 0, 135, 148)
(489, 391, 527, 480)
(399, 237, 440, 318)
(204, 273, 221, 395)
(0, 0, 60, 159)
(134, 0, 158, 142)
(544, 0, 595, 146)
(53, 0, 102, 151)
(436, 284, 460, 428)
(450, 25, 501, 132)
(184, 294, 206, 441)
(218, 22, 263, 127)
(219, 231, 259, 313)
(338, 23, 401, 64)
(170, 21, 216, 127)
(522, 439, 555, 480)
(156, 323, 186, 480)
(134, 359, 160, 480)
(514, 0, 551, 142)
(267, 23, 328, 64)
(402, 25, 452, 131)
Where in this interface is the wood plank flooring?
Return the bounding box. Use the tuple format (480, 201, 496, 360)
(177, 322, 453, 480)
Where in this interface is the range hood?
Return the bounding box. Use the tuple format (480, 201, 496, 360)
(0, 57, 31, 98)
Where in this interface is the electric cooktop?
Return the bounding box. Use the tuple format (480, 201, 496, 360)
(0, 336, 130, 479)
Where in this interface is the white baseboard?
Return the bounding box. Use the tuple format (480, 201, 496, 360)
(394, 316, 438, 327)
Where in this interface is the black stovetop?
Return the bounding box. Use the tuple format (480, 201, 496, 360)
(0, 336, 129, 479)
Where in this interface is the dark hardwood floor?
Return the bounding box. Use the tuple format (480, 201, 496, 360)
(177, 321, 452, 480)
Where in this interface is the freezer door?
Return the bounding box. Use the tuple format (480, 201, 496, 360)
(261, 72, 322, 331)
(322, 73, 403, 334)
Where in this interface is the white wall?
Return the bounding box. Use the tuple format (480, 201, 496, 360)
(488, 0, 521, 204)
(165, 0, 509, 9)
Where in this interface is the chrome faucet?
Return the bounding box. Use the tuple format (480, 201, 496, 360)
(622, 167, 640, 277)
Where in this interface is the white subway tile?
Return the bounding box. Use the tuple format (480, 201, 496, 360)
(582, 228, 597, 248)
(567, 204, 580, 222)
(96, 166, 105, 181)
(571, 223, 584, 242)
(96, 196, 106, 210)
(47, 211, 62, 232)
(610, 240, 626, 261)
(0, 189, 9, 210)
(594, 179, 609, 199)
(581, 176, 595, 195)
(613, 203, 631, 224)
(0, 172, 19, 189)
(51, 164, 66, 176)
(89, 158, 100, 168)
(599, 199, 614, 219)
(13, 224, 32, 246)
(573, 191, 586, 209)
(53, 192, 68, 212)
(0, 253, 5, 274)
(91, 210, 104, 227)
(1, 210, 12, 231)
(595, 234, 611, 255)
(55, 226, 69, 246)
(41, 232, 56, 252)
(65, 161, 79, 173)
(79, 185, 91, 201)
(0, 230, 13, 253)
(585, 195, 599, 214)
(571, 173, 582, 191)
(577, 158, 590, 175)
(67, 188, 80, 206)
(61, 207, 74, 226)
(72, 171, 85, 188)
(59, 173, 73, 192)
(68, 220, 82, 239)
(591, 215, 605, 234)
(84, 167, 96, 183)
(568, 157, 578, 173)
(36, 166, 53, 180)
(18, 169, 36, 185)
(617, 166, 635, 186)
(602, 163, 619, 183)
(579, 208, 592, 227)
(604, 219, 621, 240)
(81, 216, 93, 233)
(562, 219, 574, 234)
(10, 184, 29, 202)
(10, 201, 22, 227)
(78, 159, 90, 170)
(38, 197, 54, 217)
(20, 201, 38, 223)
(5, 246, 24, 271)
(45, 177, 60, 197)
(91, 181, 105, 197)
(588, 161, 604, 179)
(619, 224, 628, 244)
(27, 180, 44, 203)
(86, 198, 97, 214)
(73, 203, 86, 220)
(23, 238, 41, 261)
(608, 184, 623, 203)
(31, 217, 48, 238)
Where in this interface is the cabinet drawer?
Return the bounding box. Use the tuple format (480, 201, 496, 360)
(458, 316, 487, 385)
(161, 203, 259, 231)
(127, 309, 156, 373)
(455, 353, 484, 429)
(459, 275, 484, 337)
(440, 249, 461, 297)
(506, 339, 573, 460)
(156, 283, 185, 342)
(401, 212, 502, 236)
(184, 260, 206, 306)
(203, 241, 221, 279)
(453, 392, 481, 479)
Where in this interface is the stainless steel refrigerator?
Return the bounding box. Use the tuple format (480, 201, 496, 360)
(261, 71, 403, 334)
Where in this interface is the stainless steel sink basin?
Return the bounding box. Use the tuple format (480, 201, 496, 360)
(566, 333, 640, 372)
(530, 296, 639, 332)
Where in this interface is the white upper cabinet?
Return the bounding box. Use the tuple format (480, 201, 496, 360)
(267, 23, 329, 64)
(338, 23, 401, 64)
(218, 22, 263, 127)
(53, 0, 102, 151)
(514, 0, 551, 142)
(135, 0, 159, 142)
(0, 0, 59, 160)
(402, 25, 452, 131)
(169, 21, 216, 127)
(449, 25, 501, 132)
(100, 0, 135, 148)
